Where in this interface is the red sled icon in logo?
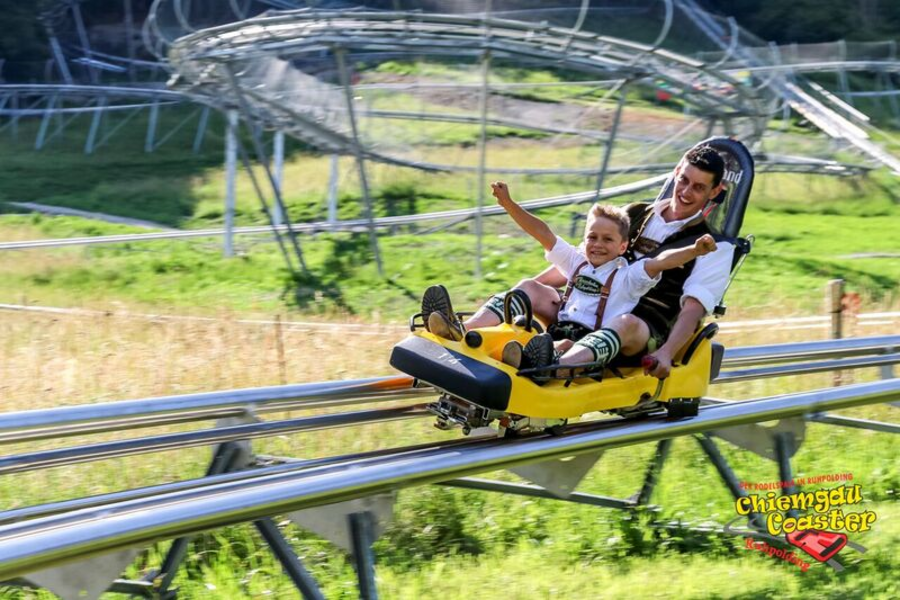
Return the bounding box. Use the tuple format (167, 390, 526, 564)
(786, 530, 848, 562)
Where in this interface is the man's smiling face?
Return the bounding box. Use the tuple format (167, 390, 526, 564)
(667, 163, 722, 222)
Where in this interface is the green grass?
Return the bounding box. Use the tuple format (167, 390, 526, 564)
(2, 166, 899, 317)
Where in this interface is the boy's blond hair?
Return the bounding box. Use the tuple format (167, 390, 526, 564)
(587, 203, 630, 240)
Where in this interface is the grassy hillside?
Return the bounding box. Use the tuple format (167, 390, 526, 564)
(1, 154, 898, 320)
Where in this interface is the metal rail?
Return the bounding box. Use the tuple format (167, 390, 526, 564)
(0, 435, 500, 527)
(0, 405, 429, 475)
(721, 335, 900, 366)
(1, 336, 898, 446)
(0, 376, 417, 445)
(165, 7, 767, 161)
(0, 379, 896, 580)
(2, 346, 896, 475)
(0, 154, 870, 252)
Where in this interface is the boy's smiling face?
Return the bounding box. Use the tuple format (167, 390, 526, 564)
(584, 216, 627, 267)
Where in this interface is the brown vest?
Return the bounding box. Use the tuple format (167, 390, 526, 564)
(624, 202, 711, 335)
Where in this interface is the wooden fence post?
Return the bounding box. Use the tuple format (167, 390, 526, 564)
(827, 279, 844, 385)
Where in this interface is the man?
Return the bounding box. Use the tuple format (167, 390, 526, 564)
(426, 145, 734, 378)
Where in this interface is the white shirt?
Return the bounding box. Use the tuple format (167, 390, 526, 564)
(634, 200, 735, 314)
(546, 236, 660, 330)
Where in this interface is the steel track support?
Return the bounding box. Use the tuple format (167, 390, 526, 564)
(349, 511, 379, 600)
(10, 444, 254, 599)
(71, 1, 99, 84)
(153, 106, 202, 151)
(35, 95, 57, 150)
(44, 27, 73, 85)
(474, 46, 491, 279)
(85, 97, 108, 154)
(224, 110, 237, 258)
(592, 83, 628, 202)
(145, 100, 159, 153)
(634, 438, 672, 507)
(838, 71, 853, 106)
(695, 434, 763, 528)
(272, 130, 285, 225)
(153, 442, 249, 595)
(807, 413, 900, 434)
(440, 477, 633, 509)
(224, 65, 309, 275)
(334, 47, 383, 277)
(327, 154, 339, 224)
(123, 0, 137, 83)
(192, 106, 210, 154)
(94, 105, 142, 151)
(255, 518, 325, 600)
(883, 72, 900, 123)
(774, 432, 799, 518)
(10, 94, 18, 140)
(147, 437, 327, 599)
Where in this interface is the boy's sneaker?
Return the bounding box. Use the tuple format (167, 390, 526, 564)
(427, 311, 465, 342)
(421, 285, 464, 340)
(501, 340, 524, 368)
(521, 333, 555, 370)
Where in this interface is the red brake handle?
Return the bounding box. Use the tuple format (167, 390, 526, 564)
(642, 355, 659, 375)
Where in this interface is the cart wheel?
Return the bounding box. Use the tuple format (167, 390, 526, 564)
(503, 427, 521, 439)
(666, 398, 700, 418)
(545, 423, 567, 436)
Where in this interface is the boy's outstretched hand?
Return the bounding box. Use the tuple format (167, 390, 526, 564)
(694, 234, 717, 256)
(491, 181, 514, 207)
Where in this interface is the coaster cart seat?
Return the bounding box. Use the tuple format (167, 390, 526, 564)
(391, 137, 755, 436)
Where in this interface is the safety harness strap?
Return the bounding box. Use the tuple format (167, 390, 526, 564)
(558, 260, 589, 313)
(593, 269, 618, 330)
(558, 261, 619, 331)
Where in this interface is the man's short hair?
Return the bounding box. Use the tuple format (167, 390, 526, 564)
(587, 204, 630, 240)
(684, 145, 725, 186)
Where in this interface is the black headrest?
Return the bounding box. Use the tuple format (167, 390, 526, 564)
(654, 136, 755, 239)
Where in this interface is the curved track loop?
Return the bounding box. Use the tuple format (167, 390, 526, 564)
(165, 7, 767, 162)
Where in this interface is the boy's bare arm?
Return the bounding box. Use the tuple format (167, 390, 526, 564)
(491, 181, 556, 251)
(642, 234, 717, 279)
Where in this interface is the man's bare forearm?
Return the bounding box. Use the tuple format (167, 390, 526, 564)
(659, 298, 706, 359)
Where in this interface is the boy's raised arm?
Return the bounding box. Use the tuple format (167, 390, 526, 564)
(492, 181, 557, 251)
(642, 234, 717, 279)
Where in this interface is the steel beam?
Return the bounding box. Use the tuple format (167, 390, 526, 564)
(0, 405, 428, 475)
(0, 376, 418, 445)
(334, 48, 383, 277)
(0, 379, 896, 579)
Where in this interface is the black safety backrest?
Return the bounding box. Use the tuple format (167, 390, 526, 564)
(653, 136, 754, 240)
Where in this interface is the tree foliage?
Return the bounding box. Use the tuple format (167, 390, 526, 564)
(701, 0, 900, 43)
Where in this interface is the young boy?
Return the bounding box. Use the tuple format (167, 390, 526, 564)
(423, 181, 717, 374)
